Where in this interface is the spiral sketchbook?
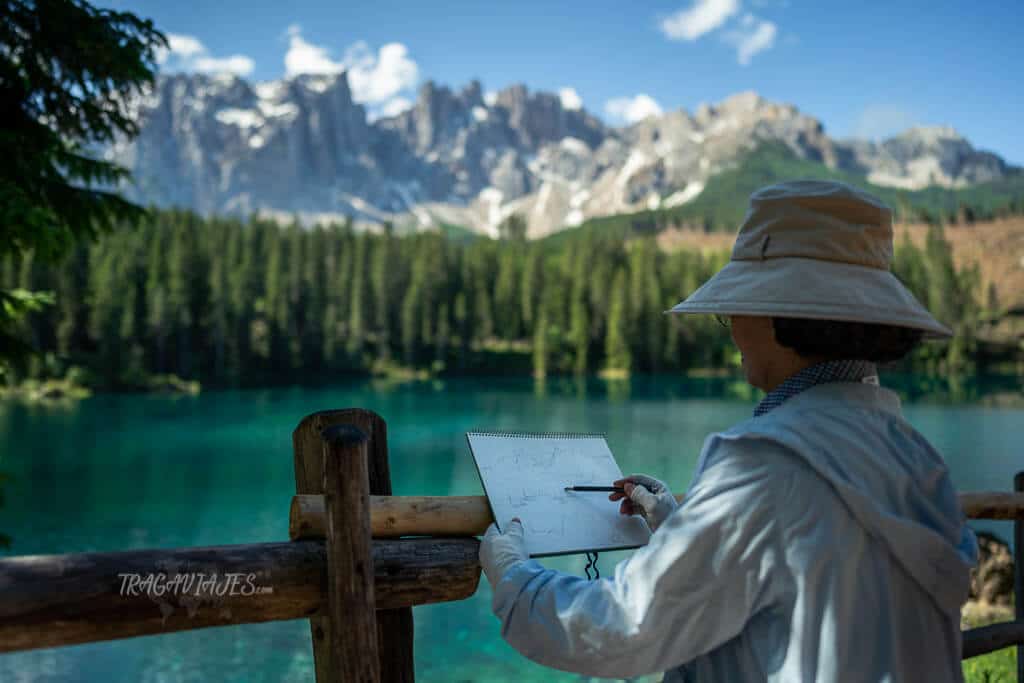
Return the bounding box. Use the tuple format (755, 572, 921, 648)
(466, 431, 651, 557)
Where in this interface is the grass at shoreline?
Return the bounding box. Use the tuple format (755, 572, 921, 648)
(962, 603, 1018, 682)
(0, 369, 200, 403)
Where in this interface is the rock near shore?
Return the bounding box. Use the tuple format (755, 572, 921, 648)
(968, 531, 1015, 606)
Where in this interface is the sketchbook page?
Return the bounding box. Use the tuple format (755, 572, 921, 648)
(467, 432, 651, 557)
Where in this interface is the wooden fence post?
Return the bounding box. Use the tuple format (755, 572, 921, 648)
(1015, 471, 1023, 683)
(322, 424, 380, 682)
(332, 410, 416, 682)
(293, 409, 416, 682)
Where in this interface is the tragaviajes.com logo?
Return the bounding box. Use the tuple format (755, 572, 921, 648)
(118, 572, 273, 597)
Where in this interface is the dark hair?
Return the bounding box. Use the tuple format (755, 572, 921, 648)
(771, 317, 924, 363)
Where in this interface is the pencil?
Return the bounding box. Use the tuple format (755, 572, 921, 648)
(564, 485, 625, 493)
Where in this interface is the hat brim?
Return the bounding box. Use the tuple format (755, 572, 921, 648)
(666, 257, 953, 340)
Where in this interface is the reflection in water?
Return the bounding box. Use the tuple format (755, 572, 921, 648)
(884, 371, 1024, 406)
(0, 373, 1020, 682)
(604, 378, 631, 403)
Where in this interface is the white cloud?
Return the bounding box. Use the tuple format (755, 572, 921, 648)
(559, 87, 583, 111)
(284, 24, 344, 76)
(163, 34, 204, 60)
(484, 91, 498, 106)
(284, 27, 419, 118)
(604, 94, 663, 124)
(722, 13, 777, 65)
(156, 32, 254, 77)
(660, 0, 739, 41)
(659, 3, 781, 66)
(851, 105, 919, 141)
(194, 55, 256, 76)
(342, 41, 419, 105)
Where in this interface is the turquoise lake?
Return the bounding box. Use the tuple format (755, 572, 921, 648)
(1, 373, 1021, 682)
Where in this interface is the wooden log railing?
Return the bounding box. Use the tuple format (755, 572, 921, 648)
(287, 492, 1024, 541)
(0, 537, 479, 653)
(0, 407, 1021, 683)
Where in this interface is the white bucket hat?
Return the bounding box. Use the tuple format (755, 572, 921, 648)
(667, 179, 952, 339)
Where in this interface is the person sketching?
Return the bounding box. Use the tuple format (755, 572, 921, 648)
(480, 180, 978, 682)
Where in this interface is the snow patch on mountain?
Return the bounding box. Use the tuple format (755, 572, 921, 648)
(664, 181, 705, 207)
(215, 108, 262, 129)
(617, 151, 649, 189)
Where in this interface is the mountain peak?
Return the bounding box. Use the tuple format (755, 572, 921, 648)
(896, 124, 964, 144)
(718, 90, 765, 113)
(461, 79, 484, 108)
(288, 71, 348, 95)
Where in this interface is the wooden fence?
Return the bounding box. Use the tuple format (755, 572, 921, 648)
(0, 408, 1022, 681)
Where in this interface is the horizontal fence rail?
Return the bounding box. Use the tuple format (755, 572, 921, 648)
(0, 538, 479, 653)
(0, 491, 1020, 668)
(288, 492, 1024, 540)
(962, 622, 1024, 660)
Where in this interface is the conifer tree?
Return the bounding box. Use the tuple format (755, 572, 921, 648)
(520, 247, 541, 331)
(436, 301, 450, 366)
(471, 247, 495, 344)
(346, 232, 370, 360)
(208, 228, 230, 380)
(86, 241, 123, 383)
(494, 245, 521, 338)
(166, 215, 209, 377)
(453, 291, 469, 368)
(262, 224, 288, 367)
(604, 268, 631, 374)
(532, 284, 552, 378)
(118, 228, 149, 382)
(323, 221, 353, 368)
(55, 244, 91, 358)
(568, 250, 590, 374)
(370, 231, 395, 361)
(642, 243, 664, 372)
(145, 221, 171, 372)
(401, 258, 423, 365)
(224, 218, 254, 378)
(0, 0, 165, 371)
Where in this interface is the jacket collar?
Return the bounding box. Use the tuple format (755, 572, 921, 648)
(754, 359, 879, 417)
(765, 378, 904, 419)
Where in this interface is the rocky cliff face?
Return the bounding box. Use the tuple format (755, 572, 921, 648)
(841, 126, 1008, 190)
(115, 72, 1015, 236)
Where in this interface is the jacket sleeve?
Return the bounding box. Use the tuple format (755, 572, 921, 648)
(490, 440, 799, 679)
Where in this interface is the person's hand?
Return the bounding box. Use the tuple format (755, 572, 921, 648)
(480, 518, 529, 590)
(610, 474, 678, 532)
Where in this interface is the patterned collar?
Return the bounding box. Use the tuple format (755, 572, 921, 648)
(753, 359, 879, 417)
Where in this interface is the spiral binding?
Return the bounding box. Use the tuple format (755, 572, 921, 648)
(467, 430, 607, 439)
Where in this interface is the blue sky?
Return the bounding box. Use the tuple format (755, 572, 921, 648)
(111, 0, 1024, 164)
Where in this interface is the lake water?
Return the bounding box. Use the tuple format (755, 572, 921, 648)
(1, 373, 1021, 682)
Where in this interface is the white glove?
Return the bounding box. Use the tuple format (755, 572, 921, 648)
(480, 518, 529, 590)
(613, 474, 678, 532)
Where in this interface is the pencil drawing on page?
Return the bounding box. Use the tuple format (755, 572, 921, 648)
(467, 431, 652, 557)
